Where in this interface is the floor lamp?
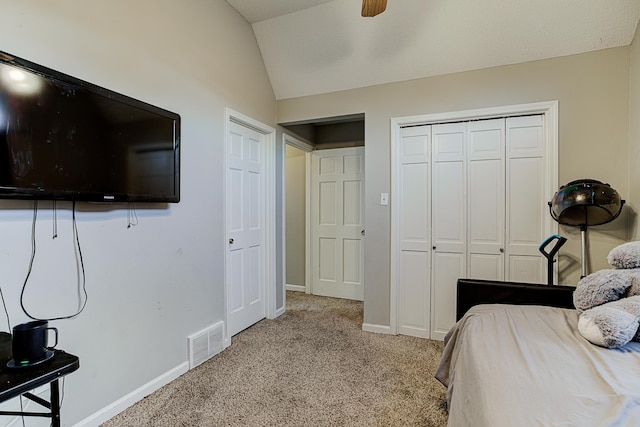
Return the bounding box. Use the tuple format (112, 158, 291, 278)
(548, 179, 624, 279)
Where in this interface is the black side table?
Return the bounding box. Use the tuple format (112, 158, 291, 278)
(0, 332, 79, 427)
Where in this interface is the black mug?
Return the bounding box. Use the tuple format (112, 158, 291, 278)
(12, 320, 58, 366)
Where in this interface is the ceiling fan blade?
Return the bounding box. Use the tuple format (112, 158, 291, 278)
(362, 0, 387, 17)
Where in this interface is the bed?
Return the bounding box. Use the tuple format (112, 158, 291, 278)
(435, 279, 640, 427)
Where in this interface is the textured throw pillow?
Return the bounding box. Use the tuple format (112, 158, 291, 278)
(573, 269, 632, 311)
(608, 242, 640, 269)
(578, 295, 640, 348)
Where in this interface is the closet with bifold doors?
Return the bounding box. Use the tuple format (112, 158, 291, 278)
(397, 115, 553, 340)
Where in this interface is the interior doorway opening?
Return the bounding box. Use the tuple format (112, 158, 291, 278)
(281, 113, 366, 301)
(285, 143, 309, 293)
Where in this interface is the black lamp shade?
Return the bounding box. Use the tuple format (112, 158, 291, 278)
(549, 179, 624, 226)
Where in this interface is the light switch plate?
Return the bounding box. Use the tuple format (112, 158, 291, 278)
(380, 192, 389, 206)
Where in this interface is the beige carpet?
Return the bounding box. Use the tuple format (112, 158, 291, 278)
(102, 291, 448, 426)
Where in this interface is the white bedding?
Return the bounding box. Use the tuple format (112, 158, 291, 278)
(435, 304, 640, 427)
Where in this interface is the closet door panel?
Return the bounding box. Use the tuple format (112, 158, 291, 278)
(468, 121, 503, 159)
(400, 163, 430, 251)
(469, 253, 503, 280)
(467, 119, 505, 280)
(397, 126, 431, 337)
(468, 159, 502, 242)
(398, 250, 431, 338)
(509, 255, 543, 284)
(508, 157, 544, 253)
(431, 122, 466, 340)
(508, 119, 544, 157)
(431, 252, 464, 340)
(399, 126, 431, 253)
(432, 123, 466, 254)
(400, 126, 430, 164)
(506, 116, 546, 283)
(468, 158, 504, 280)
(433, 124, 465, 162)
(398, 161, 431, 335)
(432, 161, 465, 253)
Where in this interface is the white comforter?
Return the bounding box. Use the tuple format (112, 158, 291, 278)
(435, 304, 640, 427)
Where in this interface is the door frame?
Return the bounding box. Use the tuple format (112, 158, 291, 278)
(389, 101, 559, 335)
(224, 108, 277, 347)
(282, 133, 314, 295)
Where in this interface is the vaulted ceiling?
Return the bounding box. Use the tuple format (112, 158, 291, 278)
(227, 0, 640, 100)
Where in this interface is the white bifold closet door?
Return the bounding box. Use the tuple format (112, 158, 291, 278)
(397, 115, 548, 340)
(431, 119, 507, 338)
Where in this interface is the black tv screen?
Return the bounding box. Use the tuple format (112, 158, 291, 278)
(0, 51, 180, 203)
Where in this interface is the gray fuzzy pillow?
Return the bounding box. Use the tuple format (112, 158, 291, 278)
(608, 242, 640, 269)
(578, 295, 640, 348)
(573, 269, 632, 312)
(622, 268, 640, 297)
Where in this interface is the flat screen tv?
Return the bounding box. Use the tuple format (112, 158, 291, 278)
(0, 50, 180, 203)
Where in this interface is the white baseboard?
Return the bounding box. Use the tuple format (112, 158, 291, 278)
(362, 323, 392, 334)
(285, 284, 306, 292)
(74, 362, 189, 427)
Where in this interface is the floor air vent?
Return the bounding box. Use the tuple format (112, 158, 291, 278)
(187, 321, 224, 369)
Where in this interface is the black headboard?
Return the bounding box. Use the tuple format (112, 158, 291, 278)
(456, 278, 576, 321)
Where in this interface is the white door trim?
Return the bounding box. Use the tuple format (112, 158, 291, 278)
(224, 108, 277, 347)
(282, 133, 313, 295)
(305, 152, 311, 294)
(389, 101, 559, 335)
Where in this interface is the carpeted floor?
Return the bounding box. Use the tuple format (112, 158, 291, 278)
(102, 291, 448, 426)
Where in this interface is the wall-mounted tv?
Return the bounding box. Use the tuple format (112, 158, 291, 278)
(0, 50, 180, 203)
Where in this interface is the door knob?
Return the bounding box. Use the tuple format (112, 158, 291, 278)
(361, 230, 365, 236)
(229, 238, 234, 244)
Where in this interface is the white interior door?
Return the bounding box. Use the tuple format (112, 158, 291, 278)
(227, 120, 266, 337)
(311, 147, 365, 301)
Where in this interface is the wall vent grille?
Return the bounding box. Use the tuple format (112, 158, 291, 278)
(187, 321, 224, 369)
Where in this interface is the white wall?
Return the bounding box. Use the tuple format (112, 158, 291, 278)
(278, 47, 632, 328)
(630, 23, 640, 240)
(0, 1, 276, 425)
(285, 145, 306, 287)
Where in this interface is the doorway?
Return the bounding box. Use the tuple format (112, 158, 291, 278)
(225, 109, 277, 342)
(281, 114, 366, 302)
(284, 136, 313, 294)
